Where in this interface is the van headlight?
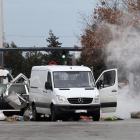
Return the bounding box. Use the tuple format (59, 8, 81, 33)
(93, 95, 100, 103)
(56, 95, 67, 103)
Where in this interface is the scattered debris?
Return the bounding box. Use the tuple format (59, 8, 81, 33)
(0, 110, 24, 122)
(0, 111, 6, 121)
(5, 117, 16, 122)
(101, 116, 124, 121)
(131, 111, 140, 118)
(23, 109, 32, 121)
(0, 73, 32, 122)
(80, 116, 91, 120)
(101, 117, 106, 120)
(104, 116, 118, 121)
(3, 91, 27, 110)
(5, 115, 23, 122)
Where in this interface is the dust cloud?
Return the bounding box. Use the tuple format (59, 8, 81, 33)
(101, 86, 140, 119)
(106, 25, 140, 71)
(100, 22, 140, 119)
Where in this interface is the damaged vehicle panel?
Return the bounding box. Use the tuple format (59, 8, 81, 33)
(0, 73, 29, 116)
(0, 69, 13, 84)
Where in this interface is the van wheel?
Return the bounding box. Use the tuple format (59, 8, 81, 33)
(51, 106, 58, 121)
(32, 105, 39, 121)
(92, 112, 100, 121)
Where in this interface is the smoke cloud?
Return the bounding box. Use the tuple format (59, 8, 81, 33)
(105, 24, 140, 71)
(100, 18, 140, 119)
(102, 87, 140, 119)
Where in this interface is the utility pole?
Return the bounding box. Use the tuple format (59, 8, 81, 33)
(0, 0, 4, 68)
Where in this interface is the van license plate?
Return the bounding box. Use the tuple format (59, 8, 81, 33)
(75, 110, 87, 113)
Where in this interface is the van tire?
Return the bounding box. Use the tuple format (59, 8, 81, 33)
(92, 112, 100, 121)
(32, 105, 39, 121)
(51, 106, 58, 121)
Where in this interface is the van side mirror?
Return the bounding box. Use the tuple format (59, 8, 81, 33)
(45, 82, 52, 90)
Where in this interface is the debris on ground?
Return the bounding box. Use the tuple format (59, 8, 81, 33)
(0, 108, 32, 122)
(101, 116, 124, 121)
(5, 117, 16, 122)
(5, 115, 23, 122)
(80, 116, 91, 120)
(131, 111, 140, 118)
(0, 111, 6, 121)
(0, 111, 23, 121)
(23, 109, 32, 121)
(104, 116, 118, 121)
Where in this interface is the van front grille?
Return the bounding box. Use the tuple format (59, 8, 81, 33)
(68, 98, 93, 104)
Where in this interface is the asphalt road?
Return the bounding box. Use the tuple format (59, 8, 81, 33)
(0, 119, 140, 140)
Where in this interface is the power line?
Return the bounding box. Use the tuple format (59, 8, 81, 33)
(5, 35, 77, 38)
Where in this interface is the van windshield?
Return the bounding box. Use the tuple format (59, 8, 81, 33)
(53, 71, 95, 88)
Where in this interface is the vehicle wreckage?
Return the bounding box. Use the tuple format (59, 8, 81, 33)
(1, 73, 29, 111)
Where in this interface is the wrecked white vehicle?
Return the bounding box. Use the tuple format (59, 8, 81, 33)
(0, 69, 13, 84)
(0, 73, 29, 116)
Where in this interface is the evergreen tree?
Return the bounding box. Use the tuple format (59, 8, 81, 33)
(4, 42, 25, 77)
(46, 30, 72, 65)
(24, 51, 43, 78)
(46, 30, 62, 48)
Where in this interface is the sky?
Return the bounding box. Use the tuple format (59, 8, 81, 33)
(3, 0, 96, 48)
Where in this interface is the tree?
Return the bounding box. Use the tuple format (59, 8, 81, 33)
(4, 42, 25, 77)
(4, 43, 44, 78)
(24, 51, 43, 78)
(46, 30, 72, 65)
(46, 30, 62, 48)
(76, 1, 121, 78)
(76, 0, 140, 79)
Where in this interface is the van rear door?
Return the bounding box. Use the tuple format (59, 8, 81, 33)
(96, 69, 118, 113)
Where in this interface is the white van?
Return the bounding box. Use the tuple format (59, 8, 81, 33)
(29, 65, 118, 121)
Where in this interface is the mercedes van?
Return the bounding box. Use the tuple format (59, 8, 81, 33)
(29, 65, 118, 121)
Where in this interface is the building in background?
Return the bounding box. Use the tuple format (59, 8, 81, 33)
(71, 51, 81, 65)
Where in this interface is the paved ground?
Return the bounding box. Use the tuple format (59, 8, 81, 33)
(0, 119, 140, 140)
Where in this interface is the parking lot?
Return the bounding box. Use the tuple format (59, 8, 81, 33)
(0, 119, 140, 140)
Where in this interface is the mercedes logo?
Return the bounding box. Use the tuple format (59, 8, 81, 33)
(78, 98, 84, 104)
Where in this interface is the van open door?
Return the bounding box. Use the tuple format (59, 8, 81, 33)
(95, 69, 118, 113)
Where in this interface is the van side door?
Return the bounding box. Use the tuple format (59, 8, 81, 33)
(96, 69, 118, 113)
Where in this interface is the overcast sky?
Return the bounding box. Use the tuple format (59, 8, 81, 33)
(3, 0, 95, 47)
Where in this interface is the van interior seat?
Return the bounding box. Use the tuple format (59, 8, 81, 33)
(54, 80, 78, 88)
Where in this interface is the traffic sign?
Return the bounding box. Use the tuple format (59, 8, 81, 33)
(49, 61, 57, 65)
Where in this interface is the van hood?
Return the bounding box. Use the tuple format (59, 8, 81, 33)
(54, 88, 99, 98)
